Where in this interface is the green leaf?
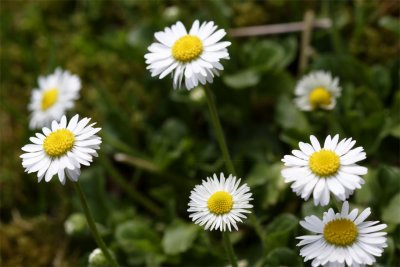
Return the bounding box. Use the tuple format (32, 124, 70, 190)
(390, 124, 400, 138)
(246, 163, 272, 187)
(223, 69, 260, 89)
(264, 214, 298, 251)
(379, 16, 400, 37)
(312, 55, 370, 86)
(278, 37, 298, 69)
(356, 165, 400, 211)
(275, 95, 310, 132)
(354, 167, 378, 205)
(382, 194, 400, 225)
(301, 201, 326, 218)
(246, 163, 287, 208)
(263, 247, 303, 266)
(377, 166, 400, 205)
(162, 220, 199, 255)
(249, 41, 285, 71)
(115, 221, 160, 254)
(370, 66, 391, 99)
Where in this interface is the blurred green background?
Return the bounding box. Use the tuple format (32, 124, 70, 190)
(0, 0, 399, 266)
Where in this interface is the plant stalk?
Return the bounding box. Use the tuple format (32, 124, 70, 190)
(222, 232, 238, 267)
(73, 181, 119, 267)
(203, 85, 265, 245)
(203, 85, 235, 175)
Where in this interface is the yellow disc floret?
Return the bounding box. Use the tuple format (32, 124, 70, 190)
(172, 35, 203, 62)
(309, 87, 332, 109)
(309, 149, 340, 177)
(324, 219, 358, 246)
(41, 88, 59, 110)
(207, 191, 233, 215)
(43, 129, 75, 157)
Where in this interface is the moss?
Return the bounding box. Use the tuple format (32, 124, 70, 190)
(0, 215, 78, 267)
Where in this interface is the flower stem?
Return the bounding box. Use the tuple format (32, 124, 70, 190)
(73, 181, 119, 267)
(203, 85, 265, 246)
(203, 85, 235, 175)
(222, 232, 238, 267)
(332, 197, 342, 211)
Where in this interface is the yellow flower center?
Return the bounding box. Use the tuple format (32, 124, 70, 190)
(41, 88, 59, 110)
(309, 87, 331, 109)
(43, 129, 75, 157)
(309, 149, 340, 177)
(207, 191, 233, 215)
(323, 219, 358, 246)
(172, 35, 203, 62)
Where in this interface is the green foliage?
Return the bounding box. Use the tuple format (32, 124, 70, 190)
(264, 214, 298, 251)
(382, 194, 400, 225)
(263, 247, 303, 267)
(223, 70, 261, 89)
(162, 220, 200, 255)
(1, 0, 399, 266)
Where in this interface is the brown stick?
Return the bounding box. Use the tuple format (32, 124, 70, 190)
(228, 18, 330, 38)
(298, 10, 315, 75)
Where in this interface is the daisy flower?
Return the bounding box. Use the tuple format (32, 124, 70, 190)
(145, 20, 231, 90)
(294, 71, 341, 111)
(21, 115, 101, 185)
(28, 67, 81, 129)
(281, 135, 367, 206)
(297, 201, 387, 266)
(188, 173, 253, 231)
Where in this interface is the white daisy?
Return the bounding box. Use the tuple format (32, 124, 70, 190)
(294, 71, 341, 111)
(145, 20, 231, 90)
(28, 67, 81, 129)
(281, 135, 367, 206)
(21, 115, 101, 185)
(297, 201, 387, 267)
(188, 173, 253, 231)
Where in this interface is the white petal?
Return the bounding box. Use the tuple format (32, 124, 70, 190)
(341, 166, 368, 175)
(354, 208, 371, 225)
(189, 20, 200, 35)
(299, 142, 315, 155)
(313, 179, 326, 205)
(310, 135, 321, 151)
(67, 115, 79, 131)
(204, 29, 226, 46)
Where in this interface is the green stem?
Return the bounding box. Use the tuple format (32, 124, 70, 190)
(222, 232, 238, 267)
(203, 85, 265, 246)
(100, 156, 163, 217)
(203, 85, 235, 175)
(73, 181, 119, 267)
(114, 152, 194, 188)
(328, 1, 344, 54)
(332, 197, 343, 211)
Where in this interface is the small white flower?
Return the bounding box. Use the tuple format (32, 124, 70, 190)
(294, 71, 341, 111)
(145, 20, 231, 90)
(28, 67, 81, 129)
(21, 115, 101, 185)
(188, 173, 253, 231)
(297, 201, 387, 267)
(281, 135, 367, 206)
